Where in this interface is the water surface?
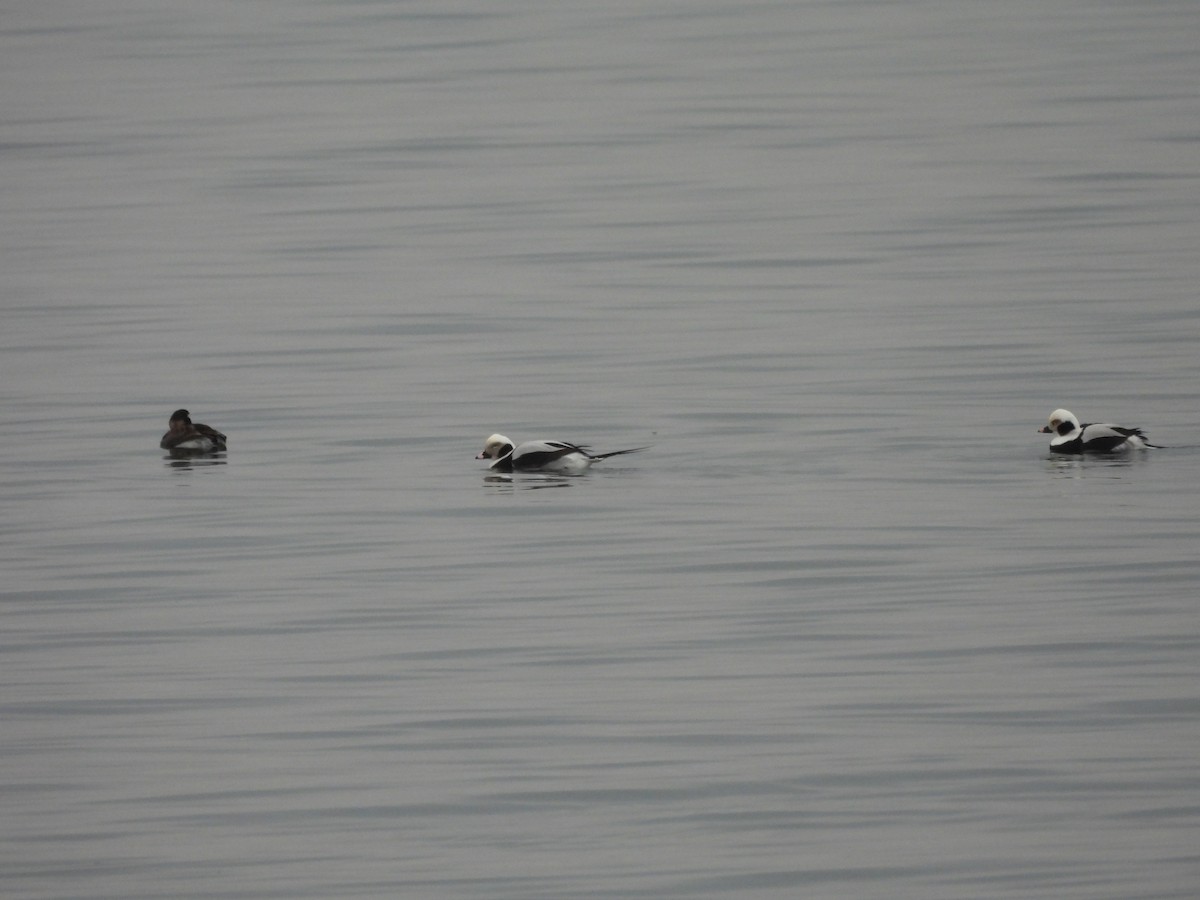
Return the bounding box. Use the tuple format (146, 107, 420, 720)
(3, 1, 1199, 898)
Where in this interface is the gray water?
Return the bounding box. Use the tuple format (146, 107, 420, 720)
(4, 1, 1199, 898)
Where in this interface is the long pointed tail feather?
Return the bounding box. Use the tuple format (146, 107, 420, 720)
(593, 446, 650, 461)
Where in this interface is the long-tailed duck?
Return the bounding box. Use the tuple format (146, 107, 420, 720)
(476, 433, 647, 474)
(1039, 408, 1159, 453)
(160, 409, 227, 451)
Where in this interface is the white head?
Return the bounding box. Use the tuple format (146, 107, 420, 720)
(1041, 409, 1080, 436)
(476, 434, 515, 460)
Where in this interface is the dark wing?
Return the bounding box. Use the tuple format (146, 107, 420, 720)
(192, 422, 227, 442)
(163, 422, 226, 451)
(193, 423, 227, 449)
(511, 440, 588, 471)
(1079, 423, 1137, 453)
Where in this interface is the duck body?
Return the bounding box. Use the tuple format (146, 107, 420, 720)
(161, 409, 227, 451)
(476, 433, 646, 474)
(1039, 408, 1158, 454)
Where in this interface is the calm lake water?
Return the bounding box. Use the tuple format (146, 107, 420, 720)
(4, 1, 1199, 898)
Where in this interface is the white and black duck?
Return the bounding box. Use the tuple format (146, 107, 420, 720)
(476, 433, 647, 474)
(1039, 408, 1159, 453)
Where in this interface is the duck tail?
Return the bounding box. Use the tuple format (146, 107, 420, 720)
(593, 446, 650, 461)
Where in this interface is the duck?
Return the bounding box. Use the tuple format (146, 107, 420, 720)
(160, 409, 227, 451)
(476, 433, 647, 474)
(1039, 408, 1159, 453)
